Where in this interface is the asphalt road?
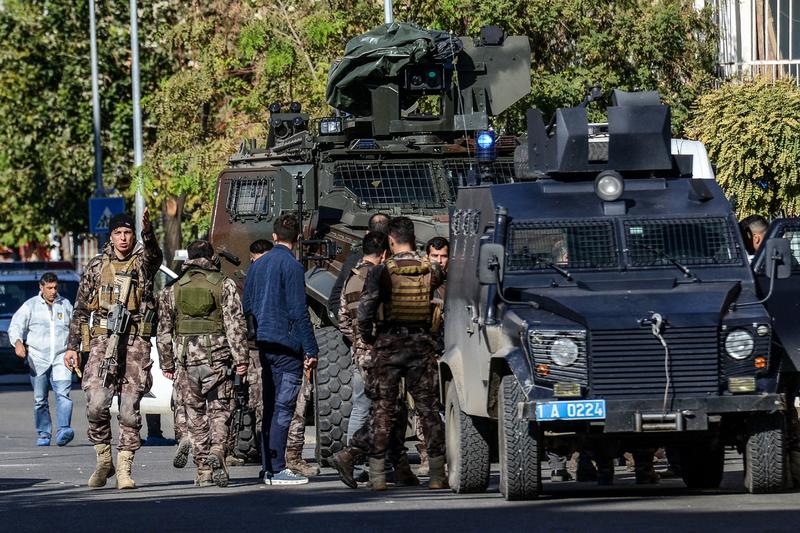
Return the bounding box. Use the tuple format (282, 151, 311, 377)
(1, 384, 798, 533)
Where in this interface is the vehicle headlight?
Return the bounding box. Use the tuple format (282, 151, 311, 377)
(594, 170, 624, 202)
(725, 329, 754, 360)
(550, 338, 579, 366)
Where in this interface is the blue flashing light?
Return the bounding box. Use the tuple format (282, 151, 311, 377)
(475, 129, 496, 162)
(476, 131, 495, 149)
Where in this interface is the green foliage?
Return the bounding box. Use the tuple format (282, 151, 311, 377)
(0, 0, 181, 247)
(1, 0, 719, 247)
(686, 77, 800, 217)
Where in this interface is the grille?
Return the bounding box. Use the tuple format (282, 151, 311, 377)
(442, 158, 516, 198)
(332, 161, 442, 209)
(590, 326, 719, 399)
(624, 217, 741, 267)
(529, 330, 588, 384)
(226, 178, 271, 218)
(507, 220, 618, 272)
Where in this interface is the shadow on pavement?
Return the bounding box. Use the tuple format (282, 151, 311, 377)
(0, 470, 796, 533)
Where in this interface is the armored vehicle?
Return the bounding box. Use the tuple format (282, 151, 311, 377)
(443, 90, 800, 499)
(208, 23, 531, 464)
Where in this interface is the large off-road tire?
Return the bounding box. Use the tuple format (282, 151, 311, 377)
(679, 441, 724, 489)
(744, 412, 786, 494)
(498, 374, 542, 500)
(314, 326, 353, 467)
(445, 381, 491, 493)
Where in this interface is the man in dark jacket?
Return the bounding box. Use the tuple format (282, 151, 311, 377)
(243, 213, 318, 485)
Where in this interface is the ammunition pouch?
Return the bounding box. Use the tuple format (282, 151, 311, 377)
(431, 302, 443, 334)
(80, 323, 91, 351)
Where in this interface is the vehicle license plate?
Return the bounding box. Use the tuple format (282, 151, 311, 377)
(535, 400, 606, 421)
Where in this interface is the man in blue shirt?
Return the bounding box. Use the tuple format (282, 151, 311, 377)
(243, 213, 318, 485)
(8, 272, 74, 446)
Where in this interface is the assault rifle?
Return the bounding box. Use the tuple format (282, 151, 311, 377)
(100, 272, 134, 387)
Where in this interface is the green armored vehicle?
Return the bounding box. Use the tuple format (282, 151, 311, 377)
(208, 23, 531, 464)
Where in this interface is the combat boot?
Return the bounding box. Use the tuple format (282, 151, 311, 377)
(427, 455, 449, 490)
(332, 448, 362, 489)
(116, 450, 137, 489)
(195, 466, 214, 487)
(369, 457, 387, 491)
(393, 455, 420, 487)
(173, 437, 191, 469)
(206, 446, 229, 487)
(87, 443, 115, 488)
(416, 442, 429, 476)
(286, 451, 320, 478)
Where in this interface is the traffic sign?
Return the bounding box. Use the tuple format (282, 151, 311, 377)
(89, 197, 125, 234)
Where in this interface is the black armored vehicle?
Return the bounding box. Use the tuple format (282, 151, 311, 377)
(443, 90, 800, 499)
(208, 23, 531, 464)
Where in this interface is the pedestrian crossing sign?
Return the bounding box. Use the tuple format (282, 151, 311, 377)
(89, 197, 125, 234)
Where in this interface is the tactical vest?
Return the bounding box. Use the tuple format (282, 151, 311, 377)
(381, 256, 433, 325)
(344, 263, 373, 340)
(91, 254, 142, 313)
(174, 269, 225, 336)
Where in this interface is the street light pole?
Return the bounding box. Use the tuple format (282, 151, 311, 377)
(130, 0, 144, 236)
(384, 0, 393, 24)
(89, 0, 103, 196)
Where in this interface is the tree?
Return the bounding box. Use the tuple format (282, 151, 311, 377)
(686, 77, 800, 217)
(0, 0, 181, 248)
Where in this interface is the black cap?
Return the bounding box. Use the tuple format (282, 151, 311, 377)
(109, 213, 135, 233)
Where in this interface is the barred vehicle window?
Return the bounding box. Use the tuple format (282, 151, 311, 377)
(506, 220, 618, 271)
(624, 218, 741, 267)
(781, 229, 800, 271)
(333, 161, 442, 209)
(226, 177, 271, 219)
(443, 159, 517, 200)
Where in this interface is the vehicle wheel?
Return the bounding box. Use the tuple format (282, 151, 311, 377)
(498, 374, 541, 500)
(679, 442, 724, 489)
(744, 412, 786, 494)
(445, 380, 491, 493)
(314, 326, 353, 467)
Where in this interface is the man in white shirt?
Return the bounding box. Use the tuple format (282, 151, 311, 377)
(8, 272, 74, 446)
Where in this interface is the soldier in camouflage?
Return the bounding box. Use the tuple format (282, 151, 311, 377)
(157, 240, 249, 487)
(64, 210, 162, 490)
(414, 236, 449, 475)
(357, 217, 447, 491)
(284, 371, 317, 476)
(331, 231, 416, 489)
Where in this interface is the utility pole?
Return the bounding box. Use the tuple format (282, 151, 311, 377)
(384, 0, 393, 24)
(130, 0, 144, 236)
(89, 0, 103, 196)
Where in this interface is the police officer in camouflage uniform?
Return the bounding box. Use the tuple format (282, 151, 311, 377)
(357, 217, 447, 491)
(64, 210, 162, 490)
(157, 240, 249, 487)
(331, 231, 417, 489)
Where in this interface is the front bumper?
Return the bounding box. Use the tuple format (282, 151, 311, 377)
(520, 394, 785, 432)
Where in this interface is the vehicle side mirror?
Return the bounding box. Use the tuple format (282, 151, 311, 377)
(765, 238, 792, 280)
(479, 243, 505, 284)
